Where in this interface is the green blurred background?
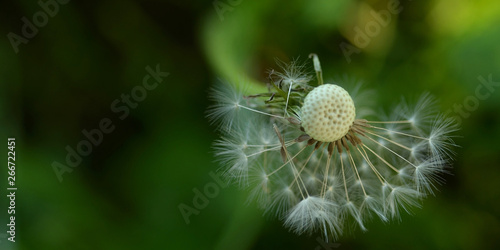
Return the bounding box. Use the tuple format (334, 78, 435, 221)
(1, 0, 500, 249)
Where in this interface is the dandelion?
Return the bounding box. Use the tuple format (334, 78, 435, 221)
(207, 54, 458, 240)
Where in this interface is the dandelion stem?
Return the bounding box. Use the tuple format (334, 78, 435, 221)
(309, 53, 323, 85)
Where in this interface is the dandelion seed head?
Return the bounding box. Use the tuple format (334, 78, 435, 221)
(208, 54, 458, 241)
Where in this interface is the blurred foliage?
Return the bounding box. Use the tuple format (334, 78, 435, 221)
(1, 0, 499, 249)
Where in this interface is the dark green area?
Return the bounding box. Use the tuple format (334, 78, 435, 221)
(1, 0, 499, 249)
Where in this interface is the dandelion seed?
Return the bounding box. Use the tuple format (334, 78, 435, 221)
(208, 55, 458, 240)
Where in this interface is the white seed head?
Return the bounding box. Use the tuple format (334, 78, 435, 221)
(209, 56, 458, 240)
(301, 84, 356, 142)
